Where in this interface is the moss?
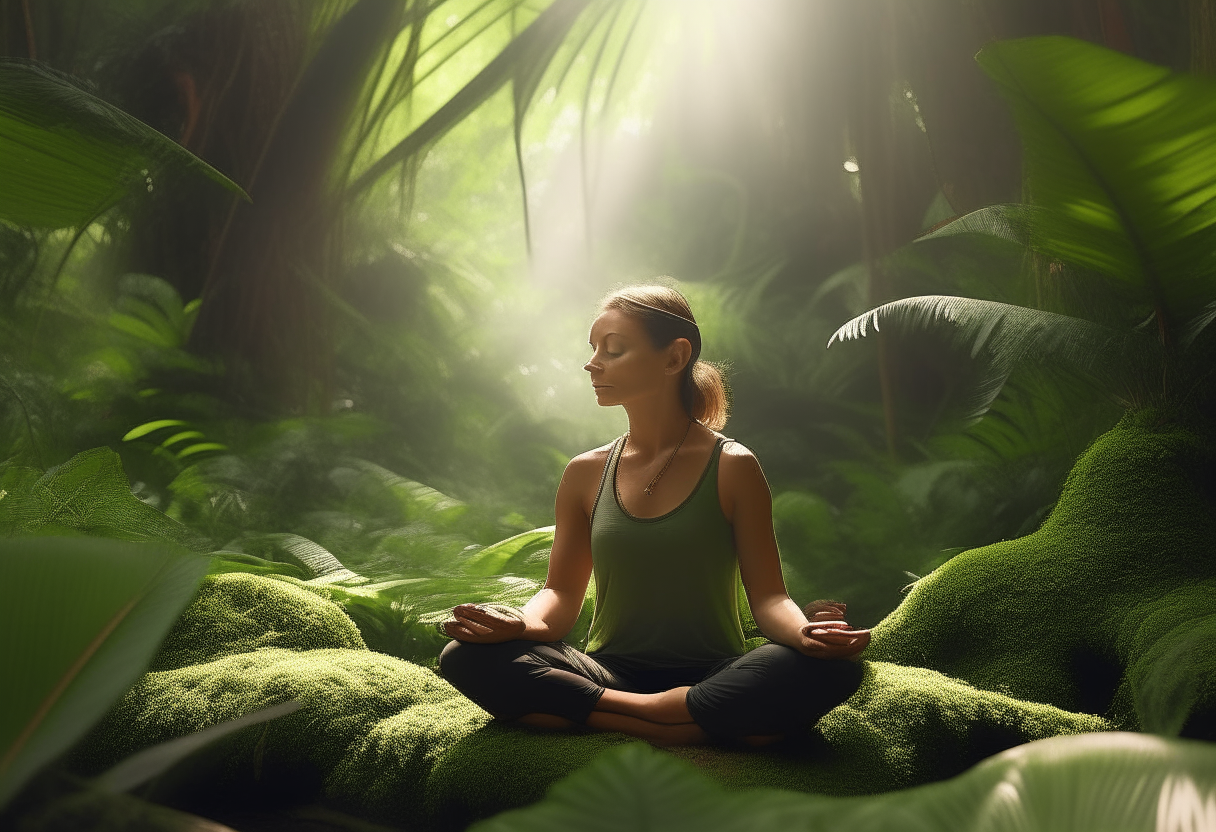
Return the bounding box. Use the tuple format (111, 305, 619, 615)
(78, 647, 1106, 830)
(86, 417, 1215, 829)
(812, 661, 1107, 789)
(150, 573, 366, 672)
(869, 418, 1216, 737)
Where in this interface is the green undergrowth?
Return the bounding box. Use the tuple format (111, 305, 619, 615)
(74, 570, 1104, 830)
(869, 414, 1216, 738)
(65, 415, 1216, 828)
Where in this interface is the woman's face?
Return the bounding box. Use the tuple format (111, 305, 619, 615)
(584, 308, 685, 407)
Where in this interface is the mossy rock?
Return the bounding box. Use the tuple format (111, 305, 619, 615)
(76, 570, 1106, 830)
(149, 572, 366, 672)
(84, 418, 1216, 827)
(869, 415, 1216, 737)
(79, 646, 1103, 830)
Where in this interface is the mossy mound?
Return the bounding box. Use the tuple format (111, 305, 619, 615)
(811, 661, 1107, 789)
(78, 572, 1108, 829)
(869, 416, 1216, 737)
(149, 572, 366, 672)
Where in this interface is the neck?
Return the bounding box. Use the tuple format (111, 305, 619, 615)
(622, 394, 692, 457)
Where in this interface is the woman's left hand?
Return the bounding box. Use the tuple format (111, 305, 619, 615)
(797, 619, 870, 660)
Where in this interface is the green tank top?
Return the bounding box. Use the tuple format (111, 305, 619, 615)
(585, 435, 748, 666)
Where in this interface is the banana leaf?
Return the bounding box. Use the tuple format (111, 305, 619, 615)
(0, 537, 211, 807)
(961, 37, 1216, 324)
(828, 295, 1131, 422)
(473, 732, 1216, 832)
(0, 59, 246, 229)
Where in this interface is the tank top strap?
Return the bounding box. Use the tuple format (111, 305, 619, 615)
(590, 435, 626, 525)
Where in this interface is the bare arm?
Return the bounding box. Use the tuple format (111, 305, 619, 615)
(720, 443, 869, 659)
(445, 452, 597, 643)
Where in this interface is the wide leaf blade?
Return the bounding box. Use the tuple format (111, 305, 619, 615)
(976, 37, 1216, 319)
(828, 296, 1130, 421)
(0, 537, 211, 807)
(473, 733, 1216, 832)
(0, 59, 247, 229)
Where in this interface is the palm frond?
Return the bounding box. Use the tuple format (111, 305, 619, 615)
(918, 203, 1037, 247)
(976, 37, 1216, 325)
(828, 295, 1133, 421)
(346, 0, 591, 198)
(1181, 299, 1216, 347)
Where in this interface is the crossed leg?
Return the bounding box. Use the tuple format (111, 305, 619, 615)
(518, 686, 780, 747)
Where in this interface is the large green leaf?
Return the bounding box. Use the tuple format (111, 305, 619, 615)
(0, 447, 207, 551)
(347, 0, 591, 196)
(0, 537, 211, 808)
(473, 733, 1216, 832)
(973, 36, 1216, 322)
(828, 295, 1131, 421)
(0, 60, 247, 229)
(93, 700, 301, 794)
(463, 526, 555, 576)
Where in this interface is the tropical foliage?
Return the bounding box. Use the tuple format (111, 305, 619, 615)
(831, 37, 1216, 420)
(3, 1, 1216, 830)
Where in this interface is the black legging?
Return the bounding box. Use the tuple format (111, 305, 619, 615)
(438, 639, 864, 739)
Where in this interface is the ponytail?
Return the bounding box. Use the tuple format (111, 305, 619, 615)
(601, 284, 731, 430)
(686, 360, 729, 431)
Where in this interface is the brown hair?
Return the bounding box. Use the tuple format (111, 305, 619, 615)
(600, 284, 730, 431)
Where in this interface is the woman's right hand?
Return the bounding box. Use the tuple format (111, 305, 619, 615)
(442, 603, 528, 643)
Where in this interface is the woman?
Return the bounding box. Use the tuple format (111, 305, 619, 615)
(439, 285, 869, 746)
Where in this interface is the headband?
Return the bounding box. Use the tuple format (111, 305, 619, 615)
(617, 298, 699, 331)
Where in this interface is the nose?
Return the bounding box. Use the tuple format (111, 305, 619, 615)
(583, 358, 598, 373)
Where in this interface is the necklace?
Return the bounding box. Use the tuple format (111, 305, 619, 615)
(625, 419, 694, 496)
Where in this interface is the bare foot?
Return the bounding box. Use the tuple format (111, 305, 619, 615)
(586, 712, 708, 746)
(595, 687, 696, 724)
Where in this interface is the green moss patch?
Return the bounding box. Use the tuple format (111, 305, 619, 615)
(77, 570, 1109, 829)
(869, 417, 1216, 737)
(82, 421, 1215, 827)
(80, 646, 1105, 830)
(149, 572, 366, 672)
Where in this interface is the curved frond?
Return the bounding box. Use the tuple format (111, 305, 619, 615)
(828, 296, 1133, 421)
(1181, 299, 1216, 348)
(976, 37, 1216, 322)
(918, 203, 1037, 247)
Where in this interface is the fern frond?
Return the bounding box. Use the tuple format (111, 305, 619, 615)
(828, 296, 1133, 421)
(918, 204, 1038, 247)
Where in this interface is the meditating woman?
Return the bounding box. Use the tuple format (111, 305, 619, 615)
(438, 285, 869, 746)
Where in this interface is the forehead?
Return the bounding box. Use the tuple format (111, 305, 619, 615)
(589, 308, 646, 340)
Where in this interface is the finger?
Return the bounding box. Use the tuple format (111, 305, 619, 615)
(453, 606, 504, 626)
(443, 622, 479, 641)
(453, 614, 495, 635)
(809, 630, 865, 645)
(457, 606, 520, 629)
(804, 620, 851, 631)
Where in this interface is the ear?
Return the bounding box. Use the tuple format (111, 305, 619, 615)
(664, 338, 693, 376)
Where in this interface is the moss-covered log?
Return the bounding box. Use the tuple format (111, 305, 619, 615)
(869, 414, 1216, 738)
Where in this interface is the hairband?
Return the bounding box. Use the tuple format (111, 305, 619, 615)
(618, 298, 699, 331)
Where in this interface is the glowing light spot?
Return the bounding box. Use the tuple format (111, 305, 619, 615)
(445, 14, 459, 27)
(843, 158, 860, 173)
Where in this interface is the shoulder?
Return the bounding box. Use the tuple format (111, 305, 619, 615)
(715, 438, 770, 518)
(558, 439, 619, 517)
(566, 440, 616, 474)
(560, 440, 617, 490)
(717, 437, 764, 478)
